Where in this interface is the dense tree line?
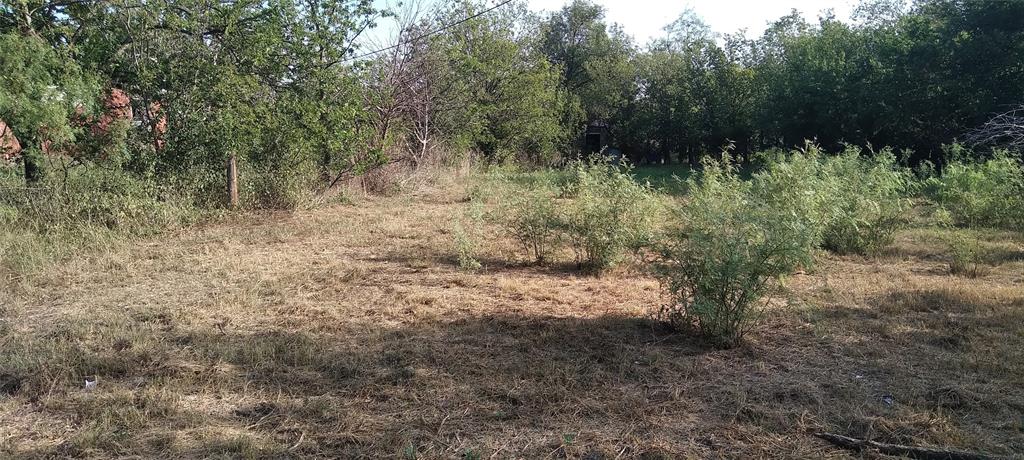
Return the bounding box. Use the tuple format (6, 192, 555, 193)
(582, 0, 1024, 166)
(1, 0, 1022, 202)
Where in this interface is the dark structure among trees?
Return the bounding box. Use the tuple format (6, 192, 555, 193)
(584, 122, 610, 155)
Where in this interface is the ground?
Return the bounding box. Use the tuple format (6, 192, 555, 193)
(1, 180, 1022, 459)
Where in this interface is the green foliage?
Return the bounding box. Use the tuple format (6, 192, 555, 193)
(0, 32, 103, 181)
(562, 160, 662, 270)
(751, 148, 831, 248)
(656, 156, 816, 347)
(540, 0, 636, 131)
(922, 152, 1024, 229)
(1, 168, 194, 234)
(451, 200, 485, 270)
(473, 160, 662, 271)
(0, 166, 197, 276)
(243, 161, 315, 211)
(498, 185, 561, 263)
(944, 229, 989, 278)
(817, 148, 910, 254)
(752, 145, 910, 255)
(452, 222, 482, 271)
(423, 0, 570, 164)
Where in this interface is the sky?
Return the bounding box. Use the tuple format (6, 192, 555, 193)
(528, 0, 858, 43)
(364, 0, 858, 47)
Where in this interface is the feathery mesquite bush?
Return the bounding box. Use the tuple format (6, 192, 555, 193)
(656, 156, 817, 347)
(751, 145, 910, 255)
(922, 151, 1024, 229)
(817, 148, 910, 254)
(474, 159, 662, 271)
(563, 160, 663, 270)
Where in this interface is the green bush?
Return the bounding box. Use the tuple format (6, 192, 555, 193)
(496, 184, 561, 263)
(817, 148, 910, 254)
(942, 228, 990, 278)
(562, 160, 662, 270)
(751, 147, 831, 250)
(656, 157, 816, 347)
(922, 151, 1024, 229)
(751, 145, 910, 255)
(474, 159, 663, 271)
(451, 200, 484, 270)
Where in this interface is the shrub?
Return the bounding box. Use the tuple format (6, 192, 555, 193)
(496, 183, 561, 263)
(751, 146, 831, 251)
(922, 151, 1024, 229)
(476, 159, 663, 271)
(562, 159, 662, 271)
(817, 148, 910, 254)
(751, 145, 910, 256)
(945, 229, 990, 278)
(451, 200, 484, 270)
(656, 157, 816, 347)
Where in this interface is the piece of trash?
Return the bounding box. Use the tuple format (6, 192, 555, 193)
(84, 378, 97, 391)
(881, 394, 894, 406)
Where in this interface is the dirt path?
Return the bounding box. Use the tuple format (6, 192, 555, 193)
(1, 193, 1022, 458)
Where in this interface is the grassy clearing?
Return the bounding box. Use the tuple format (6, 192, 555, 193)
(633, 163, 693, 195)
(0, 174, 1022, 458)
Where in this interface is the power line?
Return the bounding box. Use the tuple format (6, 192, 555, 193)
(343, 0, 515, 62)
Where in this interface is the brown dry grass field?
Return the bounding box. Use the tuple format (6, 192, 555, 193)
(1, 179, 1023, 459)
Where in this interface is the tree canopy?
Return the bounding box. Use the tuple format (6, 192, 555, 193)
(1, 0, 1021, 193)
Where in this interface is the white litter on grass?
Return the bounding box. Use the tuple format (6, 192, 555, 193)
(84, 378, 97, 391)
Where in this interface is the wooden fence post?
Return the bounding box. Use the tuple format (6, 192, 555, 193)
(227, 153, 239, 208)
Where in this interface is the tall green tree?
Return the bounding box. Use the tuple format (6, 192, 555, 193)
(0, 32, 101, 182)
(539, 0, 635, 146)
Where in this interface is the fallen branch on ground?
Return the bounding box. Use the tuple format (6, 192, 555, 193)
(814, 432, 996, 460)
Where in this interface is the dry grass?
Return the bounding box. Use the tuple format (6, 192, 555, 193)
(1, 182, 1022, 459)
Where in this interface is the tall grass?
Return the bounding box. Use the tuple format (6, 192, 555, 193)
(0, 165, 199, 279)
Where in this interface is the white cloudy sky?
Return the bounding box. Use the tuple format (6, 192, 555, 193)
(527, 0, 857, 43)
(364, 0, 858, 47)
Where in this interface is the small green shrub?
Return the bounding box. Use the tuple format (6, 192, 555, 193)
(751, 147, 831, 250)
(945, 229, 990, 278)
(452, 222, 482, 270)
(922, 150, 1024, 229)
(656, 157, 816, 347)
(473, 160, 663, 271)
(497, 184, 561, 263)
(562, 160, 662, 270)
(451, 200, 484, 270)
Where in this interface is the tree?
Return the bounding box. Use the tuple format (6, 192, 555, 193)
(0, 32, 100, 183)
(539, 0, 635, 148)
(400, 0, 567, 164)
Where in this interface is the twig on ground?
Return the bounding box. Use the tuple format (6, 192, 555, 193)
(814, 432, 997, 460)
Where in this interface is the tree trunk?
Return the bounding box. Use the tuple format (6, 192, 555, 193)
(227, 154, 239, 208)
